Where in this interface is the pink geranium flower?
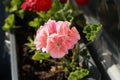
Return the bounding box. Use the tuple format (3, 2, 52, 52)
(34, 19, 80, 58)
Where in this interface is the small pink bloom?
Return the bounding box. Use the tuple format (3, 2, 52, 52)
(20, 0, 37, 11)
(20, 0, 52, 12)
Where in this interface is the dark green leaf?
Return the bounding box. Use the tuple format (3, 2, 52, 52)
(17, 10, 24, 19)
(83, 24, 102, 41)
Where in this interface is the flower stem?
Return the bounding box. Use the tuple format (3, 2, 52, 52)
(80, 41, 93, 51)
(47, 59, 63, 65)
(72, 43, 79, 62)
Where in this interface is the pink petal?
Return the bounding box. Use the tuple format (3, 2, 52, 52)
(66, 27, 80, 49)
(34, 26, 48, 50)
(56, 21, 70, 35)
(46, 34, 68, 58)
(44, 19, 57, 35)
(70, 27, 80, 43)
(20, 2, 28, 10)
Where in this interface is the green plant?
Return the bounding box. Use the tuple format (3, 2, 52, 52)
(3, 0, 101, 79)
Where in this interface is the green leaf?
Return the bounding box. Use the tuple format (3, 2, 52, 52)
(32, 51, 50, 61)
(68, 67, 89, 80)
(47, 0, 61, 15)
(37, 12, 46, 18)
(5, 14, 15, 26)
(53, 2, 73, 21)
(2, 23, 11, 32)
(17, 10, 24, 19)
(28, 18, 40, 28)
(9, 0, 21, 12)
(24, 37, 36, 52)
(83, 24, 102, 41)
(9, 5, 17, 12)
(3, 14, 15, 32)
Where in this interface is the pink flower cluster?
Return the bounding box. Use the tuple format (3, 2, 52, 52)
(34, 20, 80, 58)
(20, 0, 52, 12)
